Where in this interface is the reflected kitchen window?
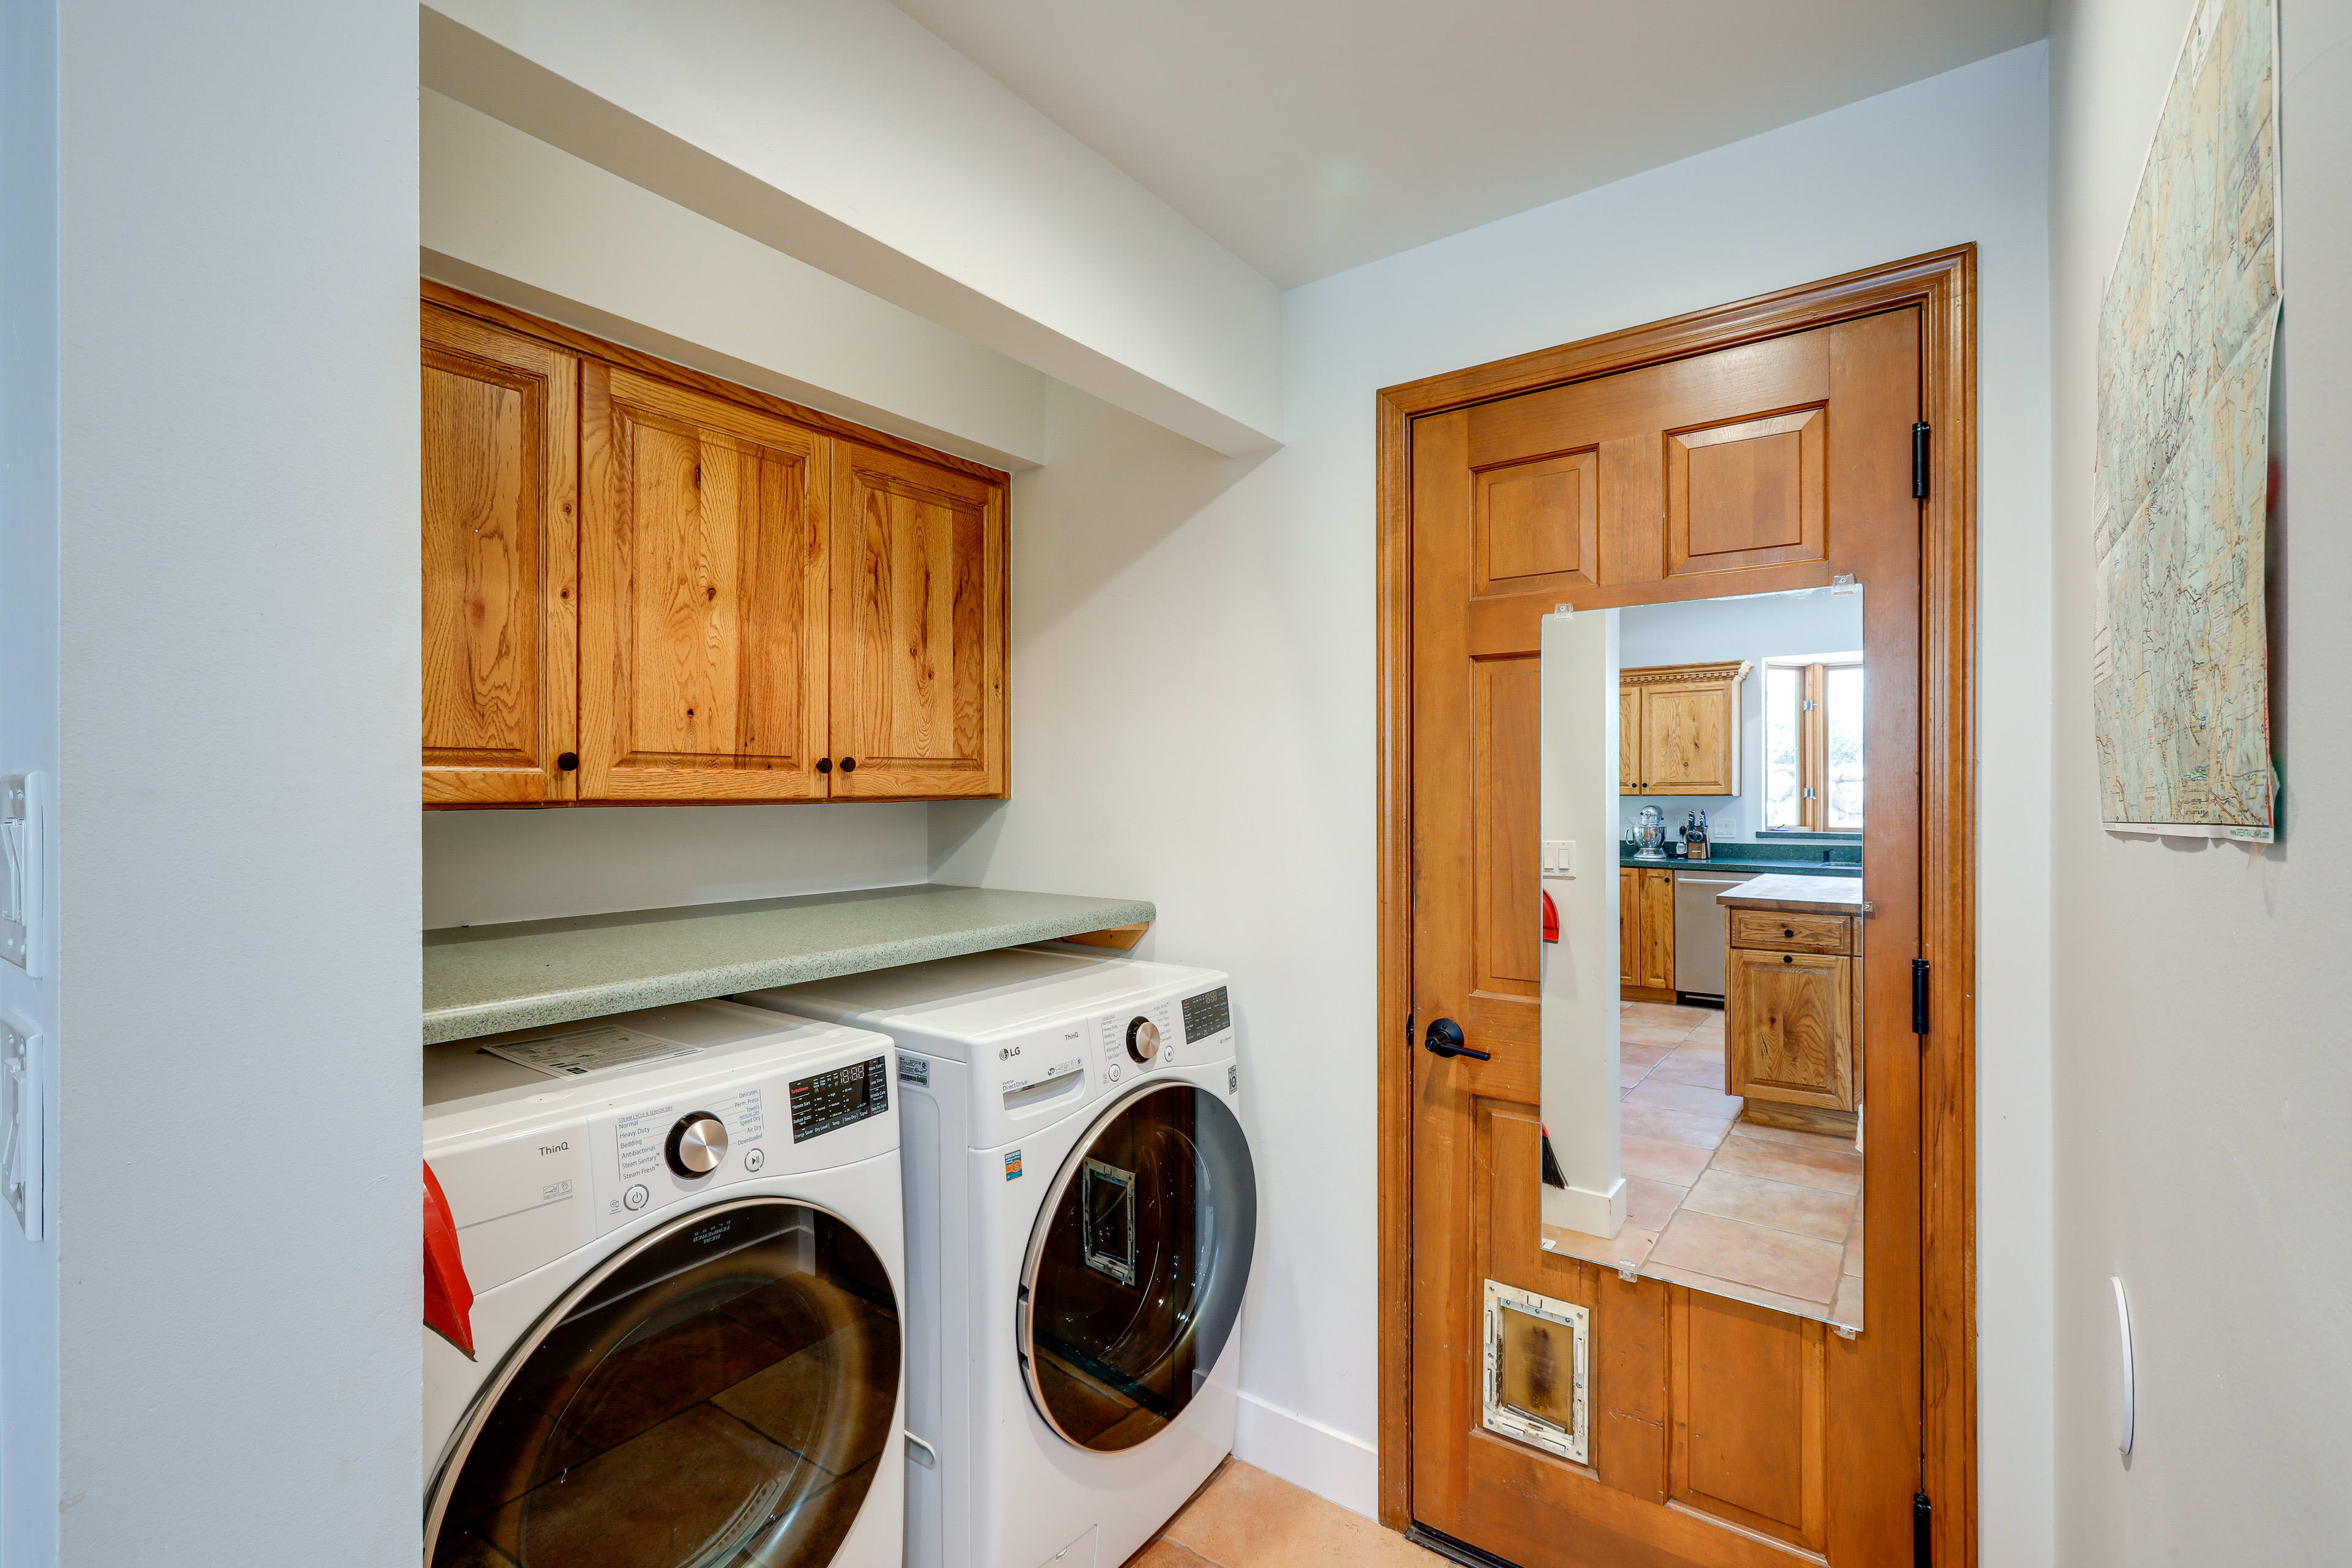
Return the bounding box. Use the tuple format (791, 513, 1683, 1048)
(1761, 652, 1863, 832)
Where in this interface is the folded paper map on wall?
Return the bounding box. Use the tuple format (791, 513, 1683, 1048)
(2092, 0, 2280, 840)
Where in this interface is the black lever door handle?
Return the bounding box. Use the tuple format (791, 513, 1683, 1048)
(1423, 1017, 1490, 1061)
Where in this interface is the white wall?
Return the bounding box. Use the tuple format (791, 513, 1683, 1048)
(937, 43, 2056, 1544)
(2048, 1, 2352, 1561)
(421, 89, 1049, 471)
(424, 805, 929, 929)
(0, 2, 63, 1560)
(1618, 587, 1866, 843)
(47, 2, 420, 1562)
(420, 0, 1283, 454)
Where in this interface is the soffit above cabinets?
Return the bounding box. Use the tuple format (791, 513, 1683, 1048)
(888, 0, 2046, 287)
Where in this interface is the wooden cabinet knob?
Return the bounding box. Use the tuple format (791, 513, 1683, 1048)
(840, 756, 857, 773)
(556, 752, 578, 772)
(815, 758, 832, 774)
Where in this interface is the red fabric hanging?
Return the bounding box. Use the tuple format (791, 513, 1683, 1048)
(423, 1161, 477, 1360)
(1541, 888, 1560, 944)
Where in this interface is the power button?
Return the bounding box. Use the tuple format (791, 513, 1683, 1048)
(622, 1184, 650, 1211)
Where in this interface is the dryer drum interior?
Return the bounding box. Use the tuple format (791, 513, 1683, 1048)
(1019, 1082, 1258, 1453)
(426, 1196, 900, 1568)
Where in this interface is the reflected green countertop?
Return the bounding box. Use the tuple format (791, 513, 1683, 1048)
(1618, 846, 1861, 878)
(423, 883, 1156, 1044)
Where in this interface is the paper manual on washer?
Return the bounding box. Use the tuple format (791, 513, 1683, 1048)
(480, 1024, 704, 1080)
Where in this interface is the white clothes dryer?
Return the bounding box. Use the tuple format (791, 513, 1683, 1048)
(739, 948, 1255, 1568)
(423, 1000, 907, 1568)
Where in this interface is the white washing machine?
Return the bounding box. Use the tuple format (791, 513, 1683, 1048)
(423, 1000, 907, 1568)
(739, 948, 1256, 1568)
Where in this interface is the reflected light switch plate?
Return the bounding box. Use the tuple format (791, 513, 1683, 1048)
(2, 1015, 44, 1240)
(1, 774, 46, 976)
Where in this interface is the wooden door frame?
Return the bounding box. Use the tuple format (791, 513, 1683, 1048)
(1374, 247, 1978, 1566)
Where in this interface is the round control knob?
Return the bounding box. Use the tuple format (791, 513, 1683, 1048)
(1125, 1017, 1161, 1065)
(665, 1112, 729, 1177)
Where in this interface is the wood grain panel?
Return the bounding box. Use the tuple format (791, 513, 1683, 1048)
(1476, 450, 1598, 597)
(1641, 688, 1732, 794)
(1637, 869, 1675, 992)
(1619, 686, 1643, 790)
(578, 363, 830, 801)
(421, 307, 578, 805)
(1476, 658, 1542, 995)
(1668, 407, 1826, 578)
(1619, 870, 1639, 988)
(1383, 252, 1970, 1567)
(1726, 910, 1853, 956)
(1670, 1292, 1828, 1551)
(828, 441, 1008, 799)
(1593, 1270, 1671, 1505)
(1725, 948, 1853, 1110)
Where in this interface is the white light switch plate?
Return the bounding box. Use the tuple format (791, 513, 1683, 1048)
(1541, 839, 1577, 876)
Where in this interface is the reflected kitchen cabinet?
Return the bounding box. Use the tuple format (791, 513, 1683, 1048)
(1619, 865, 1676, 999)
(1721, 875, 1861, 1137)
(1619, 660, 1749, 795)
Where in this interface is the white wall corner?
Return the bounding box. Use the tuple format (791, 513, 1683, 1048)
(1232, 1389, 1380, 1520)
(421, 90, 1048, 470)
(420, 0, 1284, 455)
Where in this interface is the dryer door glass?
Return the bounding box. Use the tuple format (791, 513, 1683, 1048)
(427, 1197, 900, 1568)
(1020, 1082, 1258, 1452)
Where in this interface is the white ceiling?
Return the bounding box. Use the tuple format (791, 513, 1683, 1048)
(888, 0, 2048, 288)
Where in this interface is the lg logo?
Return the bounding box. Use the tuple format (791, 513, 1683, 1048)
(998, 1045, 1022, 1061)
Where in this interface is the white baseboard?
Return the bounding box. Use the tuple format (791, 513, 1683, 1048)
(1232, 1389, 1379, 1519)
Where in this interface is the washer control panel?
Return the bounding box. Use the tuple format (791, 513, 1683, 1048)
(790, 1056, 891, 1142)
(1181, 986, 1231, 1042)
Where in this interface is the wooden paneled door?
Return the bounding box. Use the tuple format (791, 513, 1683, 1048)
(827, 442, 1008, 799)
(421, 307, 579, 804)
(577, 362, 832, 801)
(1381, 251, 1977, 1568)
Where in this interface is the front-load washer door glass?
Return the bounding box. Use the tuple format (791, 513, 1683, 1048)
(1019, 1081, 1257, 1452)
(427, 1196, 899, 1568)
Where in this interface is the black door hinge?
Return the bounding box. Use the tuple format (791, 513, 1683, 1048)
(1912, 960, 1931, 1037)
(1914, 1491, 1932, 1567)
(1912, 422, 1931, 499)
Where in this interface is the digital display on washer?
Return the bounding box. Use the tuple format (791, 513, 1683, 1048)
(789, 1057, 889, 1142)
(1182, 987, 1231, 1043)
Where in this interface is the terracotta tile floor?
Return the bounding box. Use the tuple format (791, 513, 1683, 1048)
(1122, 1459, 1442, 1568)
(1542, 1001, 1865, 1328)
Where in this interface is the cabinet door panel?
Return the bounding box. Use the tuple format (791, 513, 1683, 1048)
(422, 308, 578, 805)
(1642, 684, 1735, 794)
(1619, 687, 1642, 791)
(579, 364, 830, 801)
(1726, 948, 1853, 1109)
(831, 443, 1008, 798)
(1619, 870, 1638, 986)
(1638, 869, 1676, 990)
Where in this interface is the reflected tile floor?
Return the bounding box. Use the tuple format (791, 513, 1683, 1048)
(1121, 1460, 1442, 1568)
(1544, 1002, 1865, 1328)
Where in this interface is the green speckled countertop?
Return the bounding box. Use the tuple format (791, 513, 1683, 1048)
(422, 883, 1156, 1044)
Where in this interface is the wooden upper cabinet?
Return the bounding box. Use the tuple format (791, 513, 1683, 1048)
(421, 307, 579, 805)
(578, 363, 832, 802)
(829, 442, 1008, 799)
(421, 285, 1011, 808)
(1617, 684, 1641, 791)
(1620, 660, 1747, 795)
